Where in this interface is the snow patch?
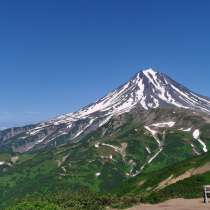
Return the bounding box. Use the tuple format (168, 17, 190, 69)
(193, 129, 200, 139)
(99, 116, 112, 127)
(145, 146, 151, 154)
(179, 128, 192, 132)
(151, 121, 176, 128)
(96, 172, 101, 177)
(144, 126, 157, 136)
(0, 161, 5, 166)
(148, 148, 163, 164)
(193, 129, 208, 153)
(101, 143, 119, 152)
(144, 126, 160, 146)
(67, 124, 72, 129)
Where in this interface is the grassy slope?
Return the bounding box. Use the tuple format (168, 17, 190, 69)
(4, 152, 210, 210)
(113, 151, 210, 202)
(0, 110, 210, 209)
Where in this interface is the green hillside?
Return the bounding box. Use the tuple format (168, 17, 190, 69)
(0, 109, 210, 209)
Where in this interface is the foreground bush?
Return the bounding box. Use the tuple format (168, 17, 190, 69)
(5, 201, 62, 210)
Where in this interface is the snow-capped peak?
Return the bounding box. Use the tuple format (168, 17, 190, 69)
(47, 67, 210, 135)
(143, 68, 156, 73)
(142, 68, 158, 77)
(48, 68, 210, 129)
(16, 68, 210, 151)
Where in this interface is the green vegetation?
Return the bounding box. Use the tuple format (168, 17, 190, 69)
(1, 110, 210, 209)
(112, 151, 210, 205)
(6, 201, 62, 210)
(2, 148, 210, 209)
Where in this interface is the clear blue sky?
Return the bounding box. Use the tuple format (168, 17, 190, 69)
(0, 0, 210, 128)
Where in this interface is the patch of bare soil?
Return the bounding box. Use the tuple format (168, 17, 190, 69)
(126, 198, 209, 210)
(155, 162, 210, 191)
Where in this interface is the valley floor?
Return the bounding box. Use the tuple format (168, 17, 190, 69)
(127, 198, 208, 210)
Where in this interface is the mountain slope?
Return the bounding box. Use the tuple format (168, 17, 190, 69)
(1, 68, 210, 153)
(1, 68, 210, 209)
(0, 108, 210, 208)
(110, 150, 210, 208)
